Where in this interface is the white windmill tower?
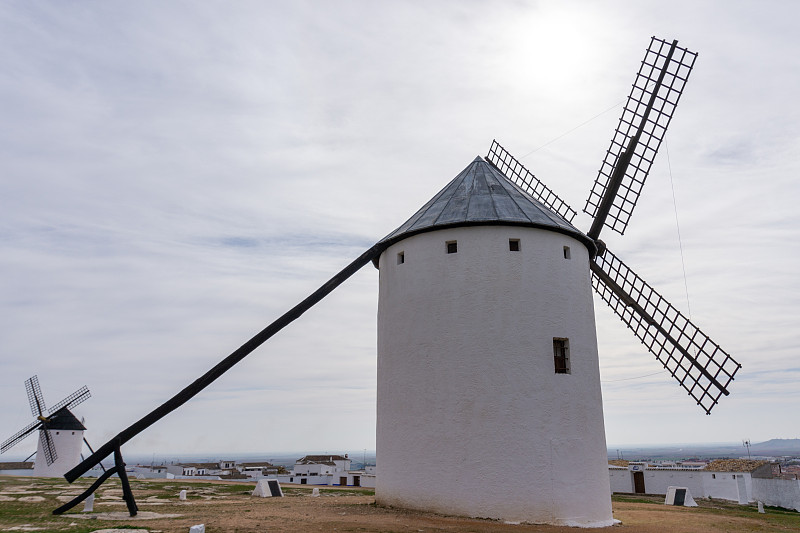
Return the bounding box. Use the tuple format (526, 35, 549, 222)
(57, 37, 741, 523)
(1, 375, 91, 478)
(375, 156, 610, 525)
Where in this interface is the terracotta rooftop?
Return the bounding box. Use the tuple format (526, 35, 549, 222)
(297, 455, 348, 465)
(219, 471, 248, 479)
(705, 459, 769, 472)
(179, 462, 220, 469)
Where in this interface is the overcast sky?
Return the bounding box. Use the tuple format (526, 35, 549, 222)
(1, 1, 798, 462)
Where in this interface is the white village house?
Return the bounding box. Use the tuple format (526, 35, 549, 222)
(277, 454, 375, 488)
(123, 456, 374, 487)
(126, 459, 278, 480)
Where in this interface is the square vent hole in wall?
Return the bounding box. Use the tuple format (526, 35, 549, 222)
(553, 338, 570, 374)
(397, 251, 404, 264)
(446, 240, 458, 254)
(509, 239, 520, 251)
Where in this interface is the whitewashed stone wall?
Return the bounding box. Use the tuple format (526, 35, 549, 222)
(702, 471, 749, 502)
(377, 226, 612, 527)
(643, 469, 705, 497)
(609, 467, 633, 493)
(752, 478, 800, 511)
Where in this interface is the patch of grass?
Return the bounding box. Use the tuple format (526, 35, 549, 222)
(611, 494, 663, 504)
(280, 486, 375, 497)
(612, 492, 800, 530)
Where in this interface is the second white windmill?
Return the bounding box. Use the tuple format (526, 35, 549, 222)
(1, 375, 91, 477)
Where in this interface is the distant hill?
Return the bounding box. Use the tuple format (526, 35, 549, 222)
(750, 439, 800, 455)
(608, 439, 800, 461)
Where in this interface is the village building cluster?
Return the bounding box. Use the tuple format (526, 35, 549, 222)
(1, 454, 799, 511)
(124, 454, 377, 488)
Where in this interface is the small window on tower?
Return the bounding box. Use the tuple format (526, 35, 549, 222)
(563, 246, 571, 259)
(397, 251, 405, 264)
(553, 338, 570, 374)
(446, 241, 458, 254)
(509, 239, 520, 252)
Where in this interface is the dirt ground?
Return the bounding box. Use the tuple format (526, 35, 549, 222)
(1, 476, 798, 533)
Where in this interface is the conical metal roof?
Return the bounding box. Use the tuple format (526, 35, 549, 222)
(45, 408, 86, 431)
(379, 156, 594, 251)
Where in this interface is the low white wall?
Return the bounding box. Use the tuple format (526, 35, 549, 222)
(752, 478, 800, 512)
(609, 468, 632, 493)
(133, 471, 171, 479)
(608, 467, 742, 503)
(0, 469, 34, 476)
(359, 474, 376, 488)
(644, 470, 704, 498)
(277, 473, 375, 488)
(702, 472, 745, 502)
(278, 474, 333, 486)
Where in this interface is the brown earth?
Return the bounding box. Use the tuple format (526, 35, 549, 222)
(1, 476, 798, 533)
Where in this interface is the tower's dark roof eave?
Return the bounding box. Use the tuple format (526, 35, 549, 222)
(373, 156, 595, 266)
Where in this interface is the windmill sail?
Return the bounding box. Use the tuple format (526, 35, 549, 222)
(48, 386, 91, 414)
(591, 248, 740, 414)
(585, 37, 697, 237)
(486, 140, 577, 223)
(26, 375, 46, 417)
(39, 427, 58, 465)
(484, 133, 740, 415)
(1, 420, 41, 454)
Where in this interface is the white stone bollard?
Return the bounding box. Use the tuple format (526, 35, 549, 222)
(82, 493, 94, 512)
(311, 487, 320, 497)
(758, 501, 765, 513)
(189, 525, 205, 533)
(179, 489, 187, 501)
(252, 479, 284, 497)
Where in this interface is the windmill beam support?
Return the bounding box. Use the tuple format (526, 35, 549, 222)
(587, 147, 634, 241)
(590, 260, 730, 396)
(83, 437, 105, 472)
(62, 243, 384, 485)
(52, 464, 119, 515)
(115, 442, 138, 516)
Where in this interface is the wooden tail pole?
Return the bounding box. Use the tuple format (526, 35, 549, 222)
(52, 464, 119, 515)
(115, 442, 138, 516)
(83, 437, 105, 472)
(62, 243, 384, 487)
